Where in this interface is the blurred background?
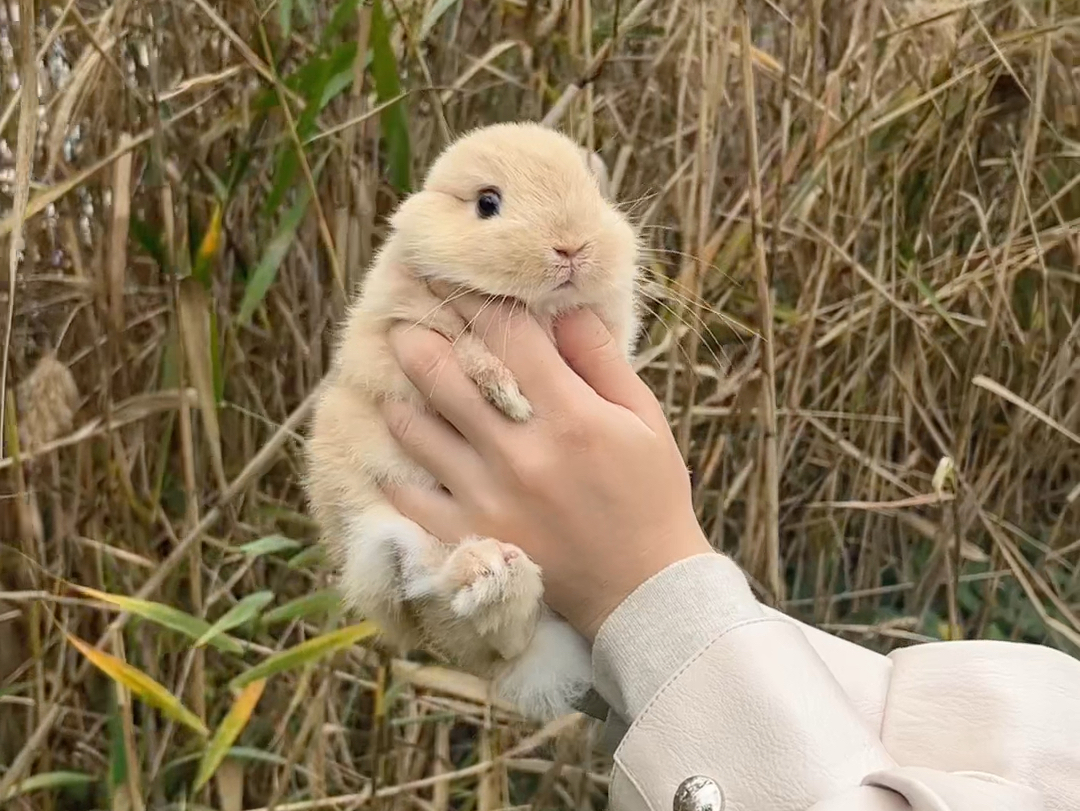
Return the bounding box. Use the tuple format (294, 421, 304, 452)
(2, 0, 1079, 808)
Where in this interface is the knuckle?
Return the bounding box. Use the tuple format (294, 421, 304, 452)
(473, 492, 508, 525)
(508, 447, 554, 487)
(556, 420, 592, 452)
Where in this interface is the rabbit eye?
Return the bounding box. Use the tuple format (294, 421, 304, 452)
(476, 188, 501, 219)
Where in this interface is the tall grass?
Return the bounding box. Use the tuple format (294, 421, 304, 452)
(2, 0, 1079, 808)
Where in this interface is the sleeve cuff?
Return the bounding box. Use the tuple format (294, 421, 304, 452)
(591, 551, 764, 720)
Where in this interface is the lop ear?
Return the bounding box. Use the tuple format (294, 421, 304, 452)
(578, 146, 612, 200)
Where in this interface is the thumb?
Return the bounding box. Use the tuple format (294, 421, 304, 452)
(553, 308, 665, 426)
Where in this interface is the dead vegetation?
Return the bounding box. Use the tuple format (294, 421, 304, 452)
(2, 0, 1080, 808)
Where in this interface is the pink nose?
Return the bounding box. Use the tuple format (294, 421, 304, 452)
(554, 244, 585, 259)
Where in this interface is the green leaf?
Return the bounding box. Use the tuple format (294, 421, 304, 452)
(285, 544, 326, 570)
(419, 0, 461, 41)
(0, 680, 28, 699)
(163, 746, 288, 781)
(260, 589, 341, 626)
(907, 269, 962, 339)
(295, 43, 358, 139)
(279, 0, 295, 37)
(320, 63, 357, 108)
(2, 771, 97, 801)
(322, 0, 364, 48)
(202, 164, 230, 203)
(238, 185, 313, 324)
(370, 0, 411, 193)
(195, 591, 275, 648)
(230, 621, 378, 690)
(71, 584, 242, 654)
(130, 217, 167, 270)
(237, 534, 302, 559)
(264, 143, 300, 216)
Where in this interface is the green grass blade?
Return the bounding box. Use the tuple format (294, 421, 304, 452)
(230, 621, 378, 690)
(70, 584, 242, 654)
(322, 0, 364, 47)
(130, 216, 167, 270)
(194, 591, 275, 648)
(237, 186, 313, 325)
(237, 535, 302, 559)
(259, 589, 341, 627)
(2, 771, 97, 801)
(370, 0, 411, 193)
(419, 0, 461, 41)
(278, 0, 295, 38)
(285, 544, 326, 570)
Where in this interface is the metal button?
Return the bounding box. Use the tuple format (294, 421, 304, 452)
(673, 775, 724, 811)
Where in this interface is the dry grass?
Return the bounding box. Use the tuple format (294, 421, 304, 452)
(2, 0, 1080, 808)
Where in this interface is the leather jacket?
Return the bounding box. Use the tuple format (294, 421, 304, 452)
(586, 553, 1080, 811)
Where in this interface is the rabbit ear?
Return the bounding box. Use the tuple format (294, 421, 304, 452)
(578, 146, 612, 200)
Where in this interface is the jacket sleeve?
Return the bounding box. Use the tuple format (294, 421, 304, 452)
(590, 552, 1070, 811)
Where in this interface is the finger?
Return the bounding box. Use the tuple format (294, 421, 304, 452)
(381, 482, 471, 545)
(553, 308, 667, 429)
(379, 398, 487, 497)
(387, 325, 507, 453)
(442, 293, 578, 403)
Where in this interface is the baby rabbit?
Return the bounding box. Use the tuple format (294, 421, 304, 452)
(305, 122, 641, 720)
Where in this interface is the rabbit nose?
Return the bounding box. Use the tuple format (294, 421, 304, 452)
(554, 243, 585, 259)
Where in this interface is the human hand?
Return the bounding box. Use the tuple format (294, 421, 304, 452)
(379, 297, 711, 640)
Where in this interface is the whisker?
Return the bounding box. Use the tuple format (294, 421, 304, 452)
(639, 273, 758, 341)
(637, 247, 742, 287)
(407, 283, 473, 334)
(640, 291, 733, 374)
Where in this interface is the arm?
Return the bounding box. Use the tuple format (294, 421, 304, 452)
(597, 552, 1075, 811)
(374, 300, 1075, 810)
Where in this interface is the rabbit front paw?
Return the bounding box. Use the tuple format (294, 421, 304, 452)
(451, 337, 533, 422)
(438, 538, 544, 651)
(472, 362, 532, 422)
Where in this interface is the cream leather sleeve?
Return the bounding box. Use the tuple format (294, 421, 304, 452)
(590, 553, 1070, 811)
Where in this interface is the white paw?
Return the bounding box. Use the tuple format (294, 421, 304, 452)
(485, 380, 532, 422)
(473, 366, 532, 422)
(438, 538, 543, 627)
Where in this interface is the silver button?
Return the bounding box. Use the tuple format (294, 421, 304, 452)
(673, 775, 724, 811)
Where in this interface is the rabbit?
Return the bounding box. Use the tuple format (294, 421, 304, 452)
(304, 121, 642, 720)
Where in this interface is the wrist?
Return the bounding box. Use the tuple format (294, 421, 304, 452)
(577, 526, 713, 641)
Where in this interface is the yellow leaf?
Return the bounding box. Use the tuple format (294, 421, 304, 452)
(192, 679, 266, 792)
(66, 634, 209, 737)
(195, 202, 223, 269)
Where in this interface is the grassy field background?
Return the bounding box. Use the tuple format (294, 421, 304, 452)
(2, 0, 1080, 808)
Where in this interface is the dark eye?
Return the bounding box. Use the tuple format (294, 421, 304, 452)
(476, 188, 501, 219)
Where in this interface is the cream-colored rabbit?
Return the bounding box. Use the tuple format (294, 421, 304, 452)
(305, 122, 641, 720)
